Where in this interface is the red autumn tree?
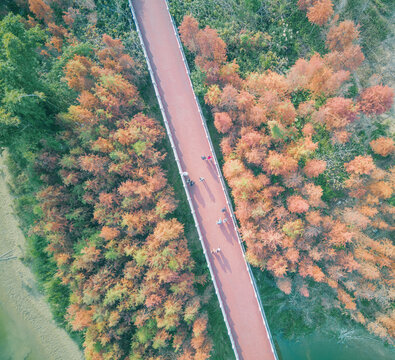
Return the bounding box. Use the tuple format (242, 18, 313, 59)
(369, 181, 392, 199)
(179, 15, 199, 52)
(303, 159, 326, 178)
(265, 151, 299, 176)
(332, 44, 365, 72)
(358, 85, 394, 115)
(219, 60, 242, 88)
(344, 155, 376, 175)
(246, 71, 289, 97)
(287, 195, 310, 213)
(326, 20, 360, 51)
(288, 54, 350, 96)
(196, 26, 227, 64)
(28, 0, 53, 24)
(67, 305, 95, 331)
(303, 183, 323, 207)
(370, 137, 395, 157)
(99, 226, 120, 241)
(321, 97, 358, 130)
(214, 112, 233, 133)
(219, 84, 239, 111)
(337, 288, 356, 310)
(306, 0, 334, 26)
(275, 100, 297, 125)
(64, 55, 93, 91)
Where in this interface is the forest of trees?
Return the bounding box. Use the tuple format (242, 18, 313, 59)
(0, 0, 394, 359)
(0, 1, 215, 359)
(178, 0, 394, 343)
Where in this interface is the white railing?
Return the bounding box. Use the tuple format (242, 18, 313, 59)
(127, 1, 240, 359)
(163, 2, 279, 359)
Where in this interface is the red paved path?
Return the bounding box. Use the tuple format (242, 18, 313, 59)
(132, 1, 276, 359)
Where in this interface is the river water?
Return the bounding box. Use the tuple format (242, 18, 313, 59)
(276, 329, 394, 360)
(1, 304, 393, 360)
(254, 270, 395, 360)
(0, 303, 41, 360)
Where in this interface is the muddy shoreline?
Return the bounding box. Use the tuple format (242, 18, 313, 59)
(0, 153, 83, 360)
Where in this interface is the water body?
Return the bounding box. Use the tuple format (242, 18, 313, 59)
(276, 328, 395, 360)
(254, 269, 394, 360)
(0, 303, 42, 360)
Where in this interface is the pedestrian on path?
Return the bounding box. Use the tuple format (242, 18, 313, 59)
(216, 219, 222, 225)
(182, 171, 189, 177)
(199, 177, 205, 182)
(223, 218, 228, 223)
(211, 249, 216, 254)
(207, 155, 212, 160)
(221, 207, 226, 213)
(216, 248, 221, 253)
(201, 155, 206, 160)
(189, 180, 195, 186)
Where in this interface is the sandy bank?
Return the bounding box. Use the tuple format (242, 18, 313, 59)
(0, 153, 84, 360)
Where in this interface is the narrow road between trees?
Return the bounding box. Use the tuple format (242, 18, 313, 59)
(130, 1, 278, 359)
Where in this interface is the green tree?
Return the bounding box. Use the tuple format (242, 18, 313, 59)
(0, 14, 47, 147)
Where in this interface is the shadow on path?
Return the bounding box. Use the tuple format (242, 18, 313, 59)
(191, 183, 205, 207)
(202, 180, 215, 202)
(216, 251, 231, 273)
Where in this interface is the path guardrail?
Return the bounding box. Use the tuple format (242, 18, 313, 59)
(127, 1, 240, 359)
(163, 1, 279, 359)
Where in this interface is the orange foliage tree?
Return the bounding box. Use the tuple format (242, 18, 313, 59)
(180, 14, 395, 342)
(306, 0, 334, 26)
(358, 85, 394, 115)
(370, 137, 394, 157)
(36, 35, 212, 359)
(28, 0, 53, 24)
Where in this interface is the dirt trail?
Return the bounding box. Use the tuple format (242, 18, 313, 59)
(131, 1, 277, 359)
(0, 153, 84, 360)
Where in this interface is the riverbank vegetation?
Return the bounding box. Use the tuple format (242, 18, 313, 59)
(0, 1, 232, 359)
(174, 0, 394, 345)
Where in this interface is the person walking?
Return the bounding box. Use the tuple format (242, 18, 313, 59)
(216, 219, 222, 225)
(182, 171, 189, 177)
(199, 177, 205, 182)
(201, 155, 206, 160)
(216, 248, 221, 253)
(207, 155, 212, 160)
(223, 218, 228, 223)
(221, 207, 226, 213)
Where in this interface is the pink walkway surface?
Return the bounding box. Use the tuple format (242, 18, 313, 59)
(131, 1, 277, 359)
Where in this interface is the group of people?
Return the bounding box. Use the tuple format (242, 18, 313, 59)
(183, 155, 229, 257)
(182, 154, 213, 186)
(216, 207, 228, 225)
